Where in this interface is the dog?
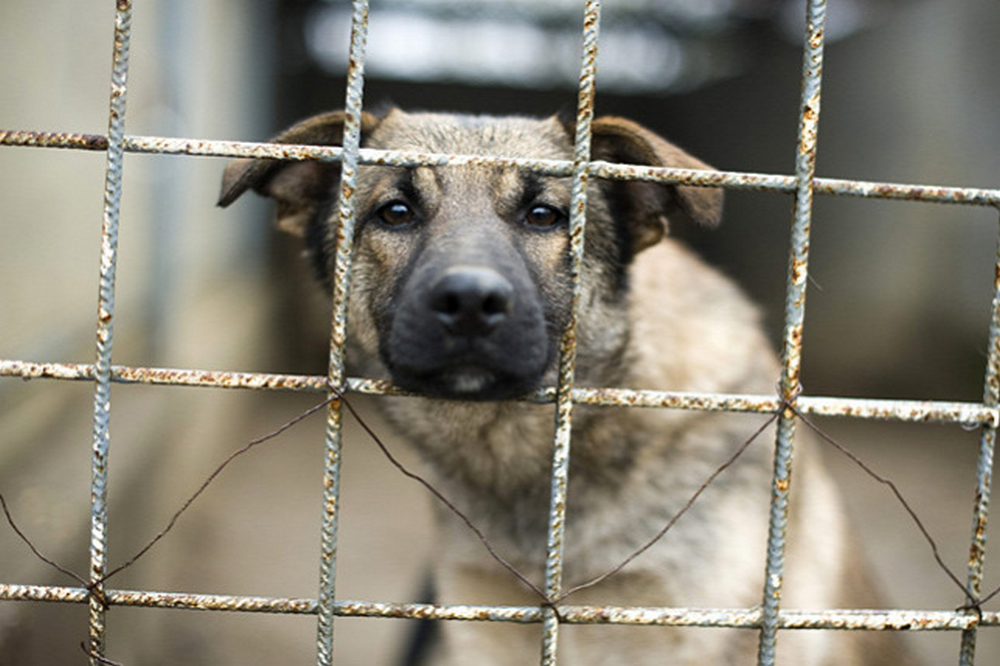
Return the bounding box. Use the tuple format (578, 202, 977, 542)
(219, 108, 907, 665)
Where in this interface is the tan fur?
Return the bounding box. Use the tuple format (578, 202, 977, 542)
(219, 109, 909, 665)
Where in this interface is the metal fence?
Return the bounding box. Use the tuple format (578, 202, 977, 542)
(2, 0, 1000, 665)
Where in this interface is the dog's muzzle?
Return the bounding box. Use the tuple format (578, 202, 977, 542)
(386, 262, 553, 401)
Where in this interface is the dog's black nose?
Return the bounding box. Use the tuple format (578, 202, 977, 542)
(429, 268, 514, 337)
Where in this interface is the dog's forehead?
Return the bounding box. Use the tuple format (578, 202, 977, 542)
(367, 110, 572, 159)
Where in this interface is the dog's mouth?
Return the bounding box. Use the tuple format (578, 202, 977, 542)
(389, 361, 546, 401)
(441, 366, 495, 395)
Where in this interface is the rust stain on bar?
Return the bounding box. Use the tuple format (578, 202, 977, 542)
(2, 359, 998, 425)
(0, 130, 109, 151)
(3, 129, 998, 207)
(3, 584, 998, 630)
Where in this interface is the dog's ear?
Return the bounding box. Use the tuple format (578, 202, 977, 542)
(217, 110, 381, 237)
(586, 116, 722, 254)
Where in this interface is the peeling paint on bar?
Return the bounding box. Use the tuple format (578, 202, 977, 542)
(3, 359, 998, 426)
(3, 130, 999, 207)
(315, 2, 372, 663)
(960, 211, 1000, 664)
(87, 2, 133, 662)
(539, 3, 602, 663)
(2, 584, 998, 631)
(759, 2, 827, 663)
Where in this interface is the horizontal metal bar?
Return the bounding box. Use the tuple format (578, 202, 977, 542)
(0, 358, 386, 394)
(566, 388, 1000, 427)
(2, 359, 997, 426)
(0, 584, 317, 614)
(560, 607, 995, 632)
(0, 584, 994, 630)
(2, 129, 998, 207)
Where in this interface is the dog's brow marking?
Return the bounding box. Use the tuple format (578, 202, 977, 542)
(411, 165, 440, 202)
(514, 171, 546, 212)
(371, 168, 436, 219)
(389, 169, 418, 203)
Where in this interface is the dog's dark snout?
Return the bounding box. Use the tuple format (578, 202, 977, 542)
(429, 268, 514, 336)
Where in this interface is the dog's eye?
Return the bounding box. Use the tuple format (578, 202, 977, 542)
(377, 200, 416, 228)
(524, 204, 565, 230)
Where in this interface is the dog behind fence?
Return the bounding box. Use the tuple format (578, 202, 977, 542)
(2, 1, 1000, 665)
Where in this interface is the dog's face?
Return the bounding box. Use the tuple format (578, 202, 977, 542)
(349, 113, 577, 399)
(219, 109, 721, 400)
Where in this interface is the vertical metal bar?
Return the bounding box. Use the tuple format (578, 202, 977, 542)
(960, 213, 1000, 666)
(757, 1, 826, 664)
(316, 0, 369, 664)
(88, 1, 133, 663)
(540, 2, 601, 664)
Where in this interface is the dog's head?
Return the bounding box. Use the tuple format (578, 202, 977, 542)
(219, 109, 720, 400)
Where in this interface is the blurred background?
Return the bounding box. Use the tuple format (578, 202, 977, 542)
(1, 0, 998, 663)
